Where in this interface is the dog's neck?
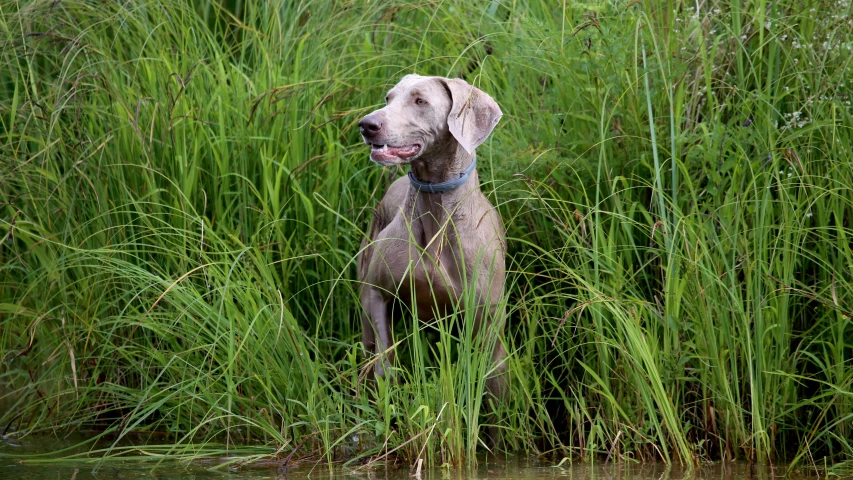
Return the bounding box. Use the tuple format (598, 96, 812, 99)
(409, 144, 475, 186)
(405, 145, 478, 243)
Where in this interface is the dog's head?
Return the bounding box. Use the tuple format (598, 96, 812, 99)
(358, 75, 502, 166)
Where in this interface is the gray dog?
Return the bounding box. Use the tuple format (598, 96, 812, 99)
(357, 74, 507, 423)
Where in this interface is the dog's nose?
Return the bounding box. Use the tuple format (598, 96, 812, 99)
(358, 117, 381, 136)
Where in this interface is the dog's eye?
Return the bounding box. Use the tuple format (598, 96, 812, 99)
(385, 96, 390, 103)
(415, 98, 426, 106)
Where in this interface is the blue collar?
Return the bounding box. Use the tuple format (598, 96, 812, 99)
(408, 156, 476, 193)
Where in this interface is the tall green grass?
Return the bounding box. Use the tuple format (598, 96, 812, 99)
(2, 0, 852, 470)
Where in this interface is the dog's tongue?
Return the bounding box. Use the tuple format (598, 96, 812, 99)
(371, 144, 420, 162)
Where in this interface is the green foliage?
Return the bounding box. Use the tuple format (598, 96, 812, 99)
(2, 0, 852, 469)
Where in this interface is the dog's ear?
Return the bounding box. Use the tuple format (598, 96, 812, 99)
(440, 78, 502, 154)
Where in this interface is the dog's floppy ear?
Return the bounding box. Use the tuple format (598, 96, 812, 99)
(440, 78, 502, 154)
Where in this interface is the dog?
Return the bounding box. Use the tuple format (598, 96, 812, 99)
(357, 74, 507, 431)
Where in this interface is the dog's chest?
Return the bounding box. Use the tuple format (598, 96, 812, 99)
(370, 218, 468, 319)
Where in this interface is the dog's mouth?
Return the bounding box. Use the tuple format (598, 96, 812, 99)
(369, 143, 422, 164)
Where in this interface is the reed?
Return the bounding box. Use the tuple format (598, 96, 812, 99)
(1, 0, 852, 470)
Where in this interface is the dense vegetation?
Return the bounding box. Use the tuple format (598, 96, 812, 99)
(2, 0, 852, 471)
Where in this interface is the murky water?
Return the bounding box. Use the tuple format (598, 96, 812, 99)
(0, 434, 814, 480)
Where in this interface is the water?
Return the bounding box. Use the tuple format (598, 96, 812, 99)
(0, 434, 812, 480)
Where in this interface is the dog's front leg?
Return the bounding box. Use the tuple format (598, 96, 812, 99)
(361, 285, 393, 379)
